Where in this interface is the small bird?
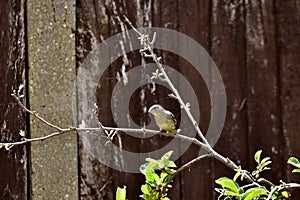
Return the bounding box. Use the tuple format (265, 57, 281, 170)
(148, 104, 177, 134)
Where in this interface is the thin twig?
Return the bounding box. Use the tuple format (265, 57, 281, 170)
(158, 154, 212, 199)
(124, 15, 211, 150)
(123, 17, 269, 189)
(257, 178, 275, 187)
(124, 17, 240, 170)
(173, 153, 212, 177)
(1, 129, 75, 147)
(266, 183, 300, 200)
(12, 93, 62, 131)
(99, 174, 115, 192)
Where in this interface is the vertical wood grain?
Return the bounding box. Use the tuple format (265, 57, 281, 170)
(210, 0, 248, 198)
(177, 0, 213, 199)
(0, 0, 27, 199)
(77, 0, 114, 199)
(245, 0, 284, 182)
(276, 0, 300, 197)
(152, 0, 182, 198)
(76, 0, 300, 199)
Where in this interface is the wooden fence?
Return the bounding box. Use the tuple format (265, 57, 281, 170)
(1, 0, 300, 199)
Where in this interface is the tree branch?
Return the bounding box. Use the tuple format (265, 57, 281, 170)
(173, 153, 212, 177)
(124, 16, 240, 170)
(124, 16, 212, 150)
(123, 16, 267, 189)
(2, 93, 209, 151)
(12, 93, 62, 131)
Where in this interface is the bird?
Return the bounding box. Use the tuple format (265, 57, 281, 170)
(148, 104, 177, 134)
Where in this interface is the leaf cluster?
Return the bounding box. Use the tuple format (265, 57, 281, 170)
(215, 150, 299, 200)
(139, 151, 177, 200)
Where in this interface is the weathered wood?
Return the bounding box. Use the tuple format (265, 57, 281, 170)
(210, 0, 248, 198)
(276, 0, 300, 196)
(0, 0, 27, 199)
(108, 1, 145, 199)
(77, 0, 114, 199)
(75, 0, 300, 199)
(152, 0, 182, 199)
(245, 0, 284, 182)
(177, 0, 213, 199)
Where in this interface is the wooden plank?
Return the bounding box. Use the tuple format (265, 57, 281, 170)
(210, 0, 248, 198)
(0, 0, 27, 199)
(177, 0, 213, 199)
(76, 0, 114, 199)
(77, 1, 157, 199)
(276, 0, 300, 196)
(245, 0, 284, 182)
(27, 0, 77, 199)
(108, 1, 144, 199)
(152, 0, 182, 199)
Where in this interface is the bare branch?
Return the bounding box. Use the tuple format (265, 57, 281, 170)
(12, 93, 62, 131)
(174, 153, 212, 176)
(1, 129, 75, 148)
(2, 93, 208, 152)
(267, 183, 300, 200)
(124, 17, 212, 152)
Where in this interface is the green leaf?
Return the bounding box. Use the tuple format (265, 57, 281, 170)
(239, 188, 244, 194)
(233, 166, 242, 181)
(160, 172, 169, 181)
(292, 169, 300, 173)
(260, 157, 271, 164)
(166, 161, 176, 168)
(261, 161, 272, 170)
(140, 194, 149, 200)
(140, 163, 148, 175)
(241, 187, 266, 200)
(116, 186, 126, 200)
(288, 157, 300, 168)
(146, 159, 160, 171)
(146, 170, 160, 184)
(153, 173, 161, 183)
(164, 167, 175, 174)
(160, 151, 173, 163)
(224, 190, 240, 197)
(157, 151, 174, 170)
(215, 177, 240, 194)
(161, 197, 170, 200)
(254, 150, 262, 164)
(145, 170, 155, 183)
(146, 158, 158, 163)
(141, 184, 152, 195)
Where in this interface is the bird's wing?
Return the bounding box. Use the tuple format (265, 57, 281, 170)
(165, 113, 176, 131)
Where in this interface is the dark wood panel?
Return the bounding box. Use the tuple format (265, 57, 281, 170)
(245, 0, 284, 182)
(0, 0, 27, 199)
(107, 1, 145, 199)
(210, 0, 248, 198)
(76, 0, 113, 199)
(75, 0, 300, 199)
(276, 0, 300, 198)
(153, 0, 181, 199)
(177, 0, 213, 199)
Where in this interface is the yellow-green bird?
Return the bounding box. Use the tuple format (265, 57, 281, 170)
(148, 104, 177, 134)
